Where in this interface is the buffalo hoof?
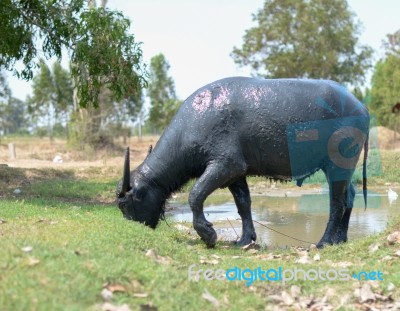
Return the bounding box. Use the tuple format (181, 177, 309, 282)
(204, 231, 217, 248)
(236, 232, 257, 246)
(194, 221, 217, 248)
(316, 239, 334, 249)
(332, 231, 348, 244)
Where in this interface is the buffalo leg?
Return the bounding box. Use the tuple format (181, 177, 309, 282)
(228, 178, 257, 246)
(317, 180, 348, 248)
(189, 161, 246, 248)
(334, 182, 355, 243)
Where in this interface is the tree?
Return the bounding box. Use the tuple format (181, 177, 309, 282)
(0, 97, 28, 135)
(351, 86, 370, 104)
(28, 60, 73, 138)
(0, 72, 28, 136)
(370, 30, 400, 132)
(0, 0, 146, 108)
(68, 85, 144, 148)
(231, 0, 373, 85)
(64, 0, 145, 149)
(0, 70, 11, 101)
(148, 54, 181, 131)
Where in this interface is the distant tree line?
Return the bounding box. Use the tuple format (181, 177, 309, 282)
(232, 0, 399, 131)
(370, 30, 400, 132)
(0, 52, 179, 144)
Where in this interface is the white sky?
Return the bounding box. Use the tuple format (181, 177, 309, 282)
(7, 0, 400, 101)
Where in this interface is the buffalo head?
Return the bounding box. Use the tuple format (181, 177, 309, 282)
(116, 147, 165, 228)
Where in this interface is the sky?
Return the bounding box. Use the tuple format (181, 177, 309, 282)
(7, 0, 400, 101)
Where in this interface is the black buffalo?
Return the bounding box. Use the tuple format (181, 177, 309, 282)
(116, 77, 369, 248)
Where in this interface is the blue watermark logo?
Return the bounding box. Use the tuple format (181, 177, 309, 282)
(287, 115, 369, 183)
(285, 83, 382, 187)
(188, 265, 383, 286)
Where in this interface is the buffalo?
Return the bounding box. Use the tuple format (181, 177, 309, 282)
(116, 77, 369, 248)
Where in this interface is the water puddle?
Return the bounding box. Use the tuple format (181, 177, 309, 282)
(168, 187, 400, 247)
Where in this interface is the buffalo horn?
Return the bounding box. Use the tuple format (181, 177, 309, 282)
(121, 147, 131, 194)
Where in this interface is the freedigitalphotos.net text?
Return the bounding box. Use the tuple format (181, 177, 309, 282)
(188, 265, 383, 286)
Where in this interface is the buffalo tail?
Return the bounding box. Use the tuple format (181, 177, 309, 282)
(363, 131, 369, 209)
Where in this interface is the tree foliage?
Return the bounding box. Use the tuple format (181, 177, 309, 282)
(0, 71, 11, 101)
(68, 86, 144, 148)
(148, 54, 181, 131)
(0, 72, 28, 135)
(0, 97, 27, 135)
(0, 0, 146, 108)
(232, 0, 373, 85)
(370, 30, 400, 131)
(28, 60, 73, 137)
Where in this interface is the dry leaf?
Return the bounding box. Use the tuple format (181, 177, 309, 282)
(268, 295, 283, 303)
(104, 283, 126, 293)
(296, 256, 312, 264)
(200, 259, 219, 265)
(202, 289, 219, 306)
(309, 301, 332, 310)
(309, 244, 317, 250)
(130, 279, 143, 291)
(27, 256, 40, 266)
(298, 297, 313, 309)
(374, 293, 390, 301)
(101, 302, 132, 311)
(21, 246, 33, 253)
(290, 285, 301, 300)
(145, 249, 172, 265)
(387, 282, 396, 292)
(242, 242, 260, 251)
(368, 243, 380, 253)
(297, 250, 308, 256)
(358, 284, 376, 303)
(247, 249, 258, 254)
(330, 261, 353, 268)
(255, 253, 274, 260)
(281, 291, 294, 306)
(231, 256, 241, 259)
(145, 249, 157, 258)
(101, 288, 113, 302)
(133, 293, 148, 298)
(174, 224, 190, 232)
(339, 294, 351, 306)
(321, 288, 337, 304)
(394, 250, 400, 257)
(325, 288, 336, 298)
(387, 231, 400, 245)
(313, 253, 320, 261)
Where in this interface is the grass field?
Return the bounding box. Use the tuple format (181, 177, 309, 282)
(0, 136, 399, 310)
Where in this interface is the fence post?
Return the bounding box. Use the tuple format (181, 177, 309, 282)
(8, 143, 16, 160)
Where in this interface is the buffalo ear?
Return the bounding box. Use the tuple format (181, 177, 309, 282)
(147, 145, 153, 155)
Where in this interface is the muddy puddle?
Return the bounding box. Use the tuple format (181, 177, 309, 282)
(167, 186, 400, 247)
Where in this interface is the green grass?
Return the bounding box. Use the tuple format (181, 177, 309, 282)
(0, 146, 399, 310)
(0, 167, 400, 311)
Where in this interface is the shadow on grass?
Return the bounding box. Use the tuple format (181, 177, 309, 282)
(0, 165, 116, 206)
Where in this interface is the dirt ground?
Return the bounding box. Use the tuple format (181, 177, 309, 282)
(0, 126, 399, 190)
(0, 135, 159, 170)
